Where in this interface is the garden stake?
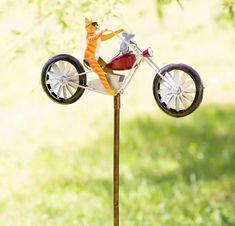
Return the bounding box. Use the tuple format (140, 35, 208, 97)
(114, 93, 120, 226)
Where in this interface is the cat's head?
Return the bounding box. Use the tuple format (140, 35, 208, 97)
(85, 17, 98, 32)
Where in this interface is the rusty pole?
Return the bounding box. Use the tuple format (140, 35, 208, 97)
(114, 93, 120, 226)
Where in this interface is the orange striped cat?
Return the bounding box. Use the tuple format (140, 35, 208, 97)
(84, 18, 123, 96)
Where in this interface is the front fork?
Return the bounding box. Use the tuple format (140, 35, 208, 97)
(133, 44, 174, 88)
(144, 57, 176, 88)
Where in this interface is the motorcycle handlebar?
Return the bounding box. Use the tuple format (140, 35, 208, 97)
(105, 30, 141, 55)
(106, 30, 135, 38)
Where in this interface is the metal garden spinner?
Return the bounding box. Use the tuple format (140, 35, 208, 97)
(41, 21, 204, 117)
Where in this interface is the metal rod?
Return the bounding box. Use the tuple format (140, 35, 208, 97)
(114, 93, 120, 226)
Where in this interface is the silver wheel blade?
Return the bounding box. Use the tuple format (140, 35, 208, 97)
(57, 85, 62, 99)
(67, 69, 77, 77)
(183, 79, 194, 89)
(183, 93, 194, 102)
(52, 63, 61, 75)
(165, 73, 175, 87)
(180, 95, 189, 109)
(59, 61, 65, 74)
(65, 62, 72, 73)
(176, 96, 180, 112)
(68, 75, 79, 82)
(50, 82, 60, 93)
(46, 78, 59, 84)
(48, 71, 60, 78)
(66, 84, 74, 96)
(68, 81, 79, 89)
(167, 95, 176, 109)
(63, 86, 67, 99)
(162, 77, 173, 88)
(180, 72, 188, 85)
(173, 70, 180, 85)
(160, 80, 171, 89)
(161, 93, 172, 104)
(183, 88, 195, 93)
(158, 88, 171, 95)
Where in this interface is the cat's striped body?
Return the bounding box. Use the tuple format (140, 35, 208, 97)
(84, 31, 114, 95)
(84, 32, 101, 61)
(84, 18, 123, 96)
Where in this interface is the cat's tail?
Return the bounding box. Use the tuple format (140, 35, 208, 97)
(88, 57, 116, 96)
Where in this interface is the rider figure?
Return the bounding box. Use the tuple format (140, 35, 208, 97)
(84, 18, 124, 96)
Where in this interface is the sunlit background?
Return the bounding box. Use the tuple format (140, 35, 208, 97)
(0, 0, 235, 225)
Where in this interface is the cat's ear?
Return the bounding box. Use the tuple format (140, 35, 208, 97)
(85, 17, 90, 26)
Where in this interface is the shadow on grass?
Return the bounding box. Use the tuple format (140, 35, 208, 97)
(36, 104, 235, 191)
(118, 104, 235, 185)
(30, 104, 235, 225)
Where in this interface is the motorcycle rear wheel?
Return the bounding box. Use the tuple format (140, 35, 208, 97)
(41, 54, 87, 104)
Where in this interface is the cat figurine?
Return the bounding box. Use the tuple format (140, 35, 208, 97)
(84, 18, 123, 95)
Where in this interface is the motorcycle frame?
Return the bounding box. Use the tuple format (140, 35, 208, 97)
(69, 30, 171, 95)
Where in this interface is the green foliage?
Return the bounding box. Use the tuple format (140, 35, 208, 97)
(0, 0, 126, 58)
(223, 0, 235, 19)
(155, 0, 182, 19)
(217, 0, 235, 26)
(155, 0, 235, 27)
(10, 0, 126, 56)
(26, 0, 125, 30)
(3, 0, 235, 58)
(1, 105, 235, 225)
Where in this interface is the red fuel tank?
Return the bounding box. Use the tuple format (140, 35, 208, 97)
(105, 53, 137, 71)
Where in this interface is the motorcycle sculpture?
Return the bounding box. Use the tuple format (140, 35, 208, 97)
(41, 29, 204, 117)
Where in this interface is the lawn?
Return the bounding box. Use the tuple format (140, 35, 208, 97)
(0, 105, 235, 226)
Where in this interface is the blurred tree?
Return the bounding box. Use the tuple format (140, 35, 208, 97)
(9, 0, 126, 56)
(155, 0, 183, 19)
(3, 0, 235, 58)
(26, 0, 125, 31)
(218, 0, 235, 26)
(154, 0, 235, 27)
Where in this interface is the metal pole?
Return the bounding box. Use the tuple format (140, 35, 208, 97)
(114, 93, 120, 226)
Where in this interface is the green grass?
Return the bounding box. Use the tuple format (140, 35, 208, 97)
(1, 104, 235, 226)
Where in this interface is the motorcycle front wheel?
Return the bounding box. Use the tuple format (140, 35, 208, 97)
(153, 63, 204, 117)
(41, 54, 87, 104)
